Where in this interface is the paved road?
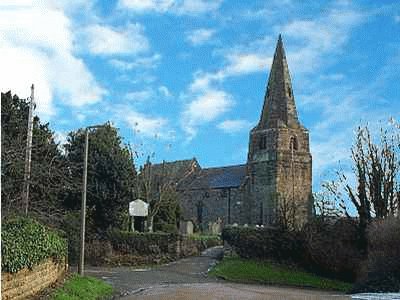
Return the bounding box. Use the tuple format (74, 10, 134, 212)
(85, 246, 350, 300)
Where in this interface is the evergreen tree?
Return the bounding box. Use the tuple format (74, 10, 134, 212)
(63, 124, 136, 232)
(1, 91, 67, 223)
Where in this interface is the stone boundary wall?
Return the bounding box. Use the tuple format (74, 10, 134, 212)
(1, 258, 67, 300)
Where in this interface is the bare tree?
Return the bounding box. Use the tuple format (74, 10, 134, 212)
(138, 158, 176, 232)
(327, 123, 400, 243)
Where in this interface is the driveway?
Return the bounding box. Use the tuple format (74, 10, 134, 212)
(85, 246, 350, 300)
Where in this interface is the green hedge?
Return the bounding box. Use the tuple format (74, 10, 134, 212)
(2, 217, 67, 273)
(222, 220, 363, 282)
(107, 230, 177, 255)
(222, 226, 303, 263)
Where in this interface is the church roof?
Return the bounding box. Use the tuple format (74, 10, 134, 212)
(150, 158, 199, 185)
(258, 34, 300, 129)
(180, 164, 247, 190)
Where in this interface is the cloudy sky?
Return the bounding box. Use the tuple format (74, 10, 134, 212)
(1, 0, 400, 190)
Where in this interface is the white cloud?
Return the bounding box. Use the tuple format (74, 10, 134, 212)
(118, 0, 222, 15)
(54, 130, 68, 146)
(186, 28, 216, 46)
(182, 89, 233, 139)
(217, 119, 252, 133)
(188, 53, 270, 93)
(109, 54, 161, 70)
(176, 0, 222, 15)
(224, 53, 271, 76)
(158, 86, 172, 97)
(118, 107, 172, 139)
(282, 7, 365, 73)
(118, 0, 174, 13)
(0, 3, 105, 119)
(125, 90, 153, 102)
(83, 23, 149, 56)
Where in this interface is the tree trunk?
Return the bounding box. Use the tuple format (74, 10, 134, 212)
(147, 215, 154, 233)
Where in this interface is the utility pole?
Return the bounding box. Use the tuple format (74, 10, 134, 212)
(78, 128, 89, 276)
(79, 124, 105, 276)
(22, 84, 35, 215)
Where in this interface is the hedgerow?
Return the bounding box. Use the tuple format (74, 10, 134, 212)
(1, 217, 67, 273)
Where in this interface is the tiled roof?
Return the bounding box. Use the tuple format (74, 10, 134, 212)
(182, 164, 247, 190)
(149, 158, 200, 185)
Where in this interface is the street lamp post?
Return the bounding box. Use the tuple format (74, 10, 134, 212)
(79, 125, 105, 276)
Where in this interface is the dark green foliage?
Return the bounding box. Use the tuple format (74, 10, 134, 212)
(222, 221, 362, 282)
(1, 91, 69, 224)
(153, 192, 181, 233)
(61, 211, 85, 264)
(1, 217, 67, 273)
(302, 218, 364, 281)
(107, 229, 177, 255)
(63, 124, 136, 233)
(222, 226, 303, 263)
(352, 217, 400, 292)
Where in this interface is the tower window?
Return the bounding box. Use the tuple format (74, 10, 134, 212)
(266, 87, 270, 98)
(259, 135, 267, 150)
(290, 136, 298, 151)
(288, 87, 292, 97)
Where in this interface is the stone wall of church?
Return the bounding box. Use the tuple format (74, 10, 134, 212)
(275, 127, 312, 224)
(246, 125, 312, 226)
(246, 160, 278, 225)
(178, 186, 245, 230)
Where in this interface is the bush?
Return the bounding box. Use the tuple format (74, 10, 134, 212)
(61, 211, 81, 264)
(222, 226, 303, 263)
(107, 229, 178, 256)
(222, 220, 363, 282)
(301, 218, 364, 281)
(1, 217, 67, 273)
(352, 217, 400, 292)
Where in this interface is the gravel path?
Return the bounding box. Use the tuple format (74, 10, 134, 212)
(85, 246, 350, 300)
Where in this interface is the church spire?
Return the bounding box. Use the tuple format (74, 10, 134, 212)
(258, 35, 300, 129)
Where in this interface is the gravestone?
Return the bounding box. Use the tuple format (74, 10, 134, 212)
(210, 217, 222, 234)
(129, 199, 149, 232)
(179, 220, 194, 235)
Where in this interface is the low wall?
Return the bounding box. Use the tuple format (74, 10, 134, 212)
(1, 258, 67, 300)
(85, 232, 221, 266)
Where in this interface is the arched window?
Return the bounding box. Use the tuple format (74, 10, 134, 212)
(288, 87, 292, 97)
(290, 136, 298, 151)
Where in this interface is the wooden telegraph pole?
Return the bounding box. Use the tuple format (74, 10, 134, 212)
(22, 84, 35, 215)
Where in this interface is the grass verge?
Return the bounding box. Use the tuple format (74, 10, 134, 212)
(51, 274, 114, 300)
(209, 257, 352, 293)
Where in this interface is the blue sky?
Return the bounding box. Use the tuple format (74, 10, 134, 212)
(1, 0, 400, 192)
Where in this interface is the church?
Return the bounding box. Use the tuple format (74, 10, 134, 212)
(148, 35, 313, 230)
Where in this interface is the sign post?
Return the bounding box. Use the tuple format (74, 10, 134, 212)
(129, 199, 149, 232)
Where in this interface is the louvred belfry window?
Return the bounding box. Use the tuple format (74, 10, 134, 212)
(290, 136, 298, 151)
(259, 135, 267, 150)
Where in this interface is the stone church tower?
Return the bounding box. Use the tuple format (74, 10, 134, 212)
(149, 35, 313, 231)
(247, 35, 312, 226)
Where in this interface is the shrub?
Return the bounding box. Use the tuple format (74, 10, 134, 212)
(107, 229, 178, 256)
(222, 226, 303, 263)
(85, 239, 114, 265)
(61, 211, 81, 264)
(1, 217, 67, 273)
(301, 218, 364, 281)
(352, 217, 400, 292)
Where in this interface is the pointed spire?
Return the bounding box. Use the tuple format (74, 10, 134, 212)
(258, 35, 300, 129)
